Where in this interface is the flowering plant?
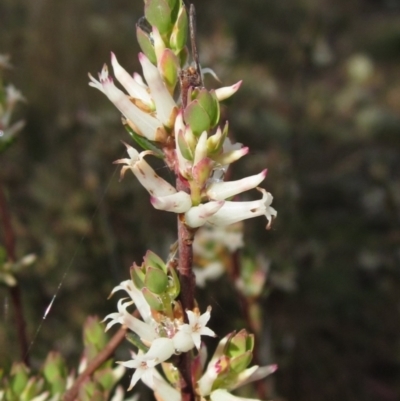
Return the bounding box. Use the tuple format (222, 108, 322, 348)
(87, 1, 277, 400)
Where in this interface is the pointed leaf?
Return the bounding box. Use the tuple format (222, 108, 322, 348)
(158, 49, 179, 94)
(170, 5, 188, 51)
(184, 100, 211, 136)
(144, 250, 167, 272)
(131, 264, 145, 290)
(145, 0, 172, 35)
(145, 266, 168, 294)
(177, 129, 194, 160)
(230, 351, 253, 373)
(142, 288, 164, 311)
(136, 24, 157, 64)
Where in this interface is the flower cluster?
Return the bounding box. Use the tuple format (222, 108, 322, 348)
(104, 252, 276, 401)
(89, 1, 276, 230)
(90, 0, 277, 399)
(103, 251, 216, 390)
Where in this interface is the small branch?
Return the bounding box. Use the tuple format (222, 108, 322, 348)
(0, 183, 29, 365)
(63, 326, 127, 401)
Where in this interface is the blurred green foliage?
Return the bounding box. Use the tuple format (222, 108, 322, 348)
(1, 0, 400, 400)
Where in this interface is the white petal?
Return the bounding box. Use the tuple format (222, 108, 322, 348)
(150, 191, 192, 213)
(172, 330, 195, 352)
(101, 77, 163, 140)
(206, 170, 267, 201)
(128, 367, 146, 390)
(139, 53, 176, 128)
(232, 364, 278, 390)
(110, 279, 152, 324)
(206, 188, 277, 227)
(118, 147, 177, 197)
(193, 131, 208, 167)
(212, 146, 249, 165)
(215, 80, 242, 101)
(153, 375, 181, 401)
(111, 52, 153, 106)
(143, 337, 175, 363)
(185, 201, 225, 228)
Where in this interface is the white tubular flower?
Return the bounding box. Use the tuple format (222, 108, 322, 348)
(214, 81, 242, 102)
(142, 337, 176, 363)
(139, 53, 177, 128)
(89, 65, 167, 142)
(177, 307, 216, 350)
(193, 131, 208, 167)
(103, 298, 158, 342)
(212, 145, 249, 165)
(150, 192, 192, 213)
(184, 201, 225, 228)
(110, 279, 152, 324)
(206, 170, 267, 201)
(114, 144, 176, 196)
(231, 364, 278, 390)
(118, 354, 158, 391)
(206, 188, 277, 229)
(111, 52, 153, 108)
(141, 369, 181, 401)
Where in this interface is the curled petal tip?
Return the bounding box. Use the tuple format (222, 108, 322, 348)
(234, 80, 243, 89)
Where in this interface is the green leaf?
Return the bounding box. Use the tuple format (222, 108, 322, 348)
(144, 250, 167, 272)
(145, 0, 172, 35)
(230, 351, 253, 373)
(170, 5, 188, 52)
(142, 287, 164, 310)
(131, 265, 145, 290)
(145, 266, 168, 294)
(184, 100, 211, 136)
(126, 332, 150, 353)
(136, 24, 157, 64)
(158, 49, 179, 94)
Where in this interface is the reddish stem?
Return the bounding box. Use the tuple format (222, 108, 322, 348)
(175, 174, 196, 401)
(63, 326, 127, 401)
(0, 184, 30, 365)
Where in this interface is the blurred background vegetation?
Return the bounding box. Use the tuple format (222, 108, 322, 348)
(1, 0, 400, 400)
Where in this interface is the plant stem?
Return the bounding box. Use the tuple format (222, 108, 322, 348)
(63, 326, 127, 401)
(0, 183, 29, 366)
(176, 174, 196, 401)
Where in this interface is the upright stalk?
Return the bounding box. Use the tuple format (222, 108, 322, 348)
(176, 174, 196, 401)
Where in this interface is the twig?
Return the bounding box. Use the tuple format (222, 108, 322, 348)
(0, 183, 29, 365)
(63, 326, 127, 401)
